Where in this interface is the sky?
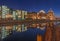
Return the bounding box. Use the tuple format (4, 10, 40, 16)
(0, 0, 60, 17)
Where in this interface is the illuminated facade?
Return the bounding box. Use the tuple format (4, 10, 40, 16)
(12, 10, 16, 20)
(26, 9, 55, 20)
(26, 9, 56, 30)
(26, 12, 37, 19)
(0, 5, 60, 41)
(0, 6, 28, 39)
(2, 6, 10, 19)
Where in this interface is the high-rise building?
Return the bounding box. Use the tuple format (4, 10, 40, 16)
(16, 10, 28, 20)
(2, 5, 10, 19)
(14, 10, 28, 32)
(12, 10, 16, 20)
(21, 11, 25, 20)
(16, 10, 22, 20)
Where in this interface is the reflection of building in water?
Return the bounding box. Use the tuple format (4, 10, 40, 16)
(1, 26, 13, 38)
(55, 24, 60, 41)
(44, 23, 60, 41)
(0, 5, 28, 39)
(43, 9, 60, 41)
(37, 34, 42, 41)
(1, 24, 27, 39)
(26, 9, 56, 31)
(1, 5, 60, 41)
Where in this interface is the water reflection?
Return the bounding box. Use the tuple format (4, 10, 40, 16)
(0, 23, 47, 39)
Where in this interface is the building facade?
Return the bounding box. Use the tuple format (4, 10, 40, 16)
(0, 5, 60, 41)
(0, 6, 28, 39)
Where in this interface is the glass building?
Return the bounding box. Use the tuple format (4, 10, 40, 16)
(2, 6, 10, 19)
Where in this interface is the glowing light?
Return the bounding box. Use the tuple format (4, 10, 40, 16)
(37, 17, 40, 19)
(37, 26, 40, 28)
(32, 16, 36, 19)
(6, 14, 13, 18)
(50, 17, 54, 20)
(37, 35, 42, 41)
(5, 26, 12, 30)
(18, 15, 21, 18)
(41, 17, 46, 19)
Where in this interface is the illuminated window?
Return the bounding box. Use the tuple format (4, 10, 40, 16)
(32, 16, 36, 19)
(5, 26, 12, 30)
(41, 17, 46, 19)
(6, 14, 13, 18)
(37, 17, 40, 19)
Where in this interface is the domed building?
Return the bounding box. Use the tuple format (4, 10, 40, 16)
(38, 10, 46, 14)
(25, 9, 56, 29)
(37, 10, 47, 20)
(47, 9, 56, 20)
(25, 9, 55, 20)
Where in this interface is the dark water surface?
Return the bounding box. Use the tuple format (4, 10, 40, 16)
(3, 28, 46, 41)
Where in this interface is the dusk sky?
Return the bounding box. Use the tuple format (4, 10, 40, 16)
(0, 0, 60, 17)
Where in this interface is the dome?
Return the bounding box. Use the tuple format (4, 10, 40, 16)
(39, 10, 45, 13)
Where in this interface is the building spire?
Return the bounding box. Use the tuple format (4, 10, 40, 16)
(48, 8, 53, 13)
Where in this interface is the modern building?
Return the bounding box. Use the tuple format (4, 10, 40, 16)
(1, 5, 10, 19)
(12, 10, 16, 20)
(15, 10, 27, 20)
(16, 10, 21, 20)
